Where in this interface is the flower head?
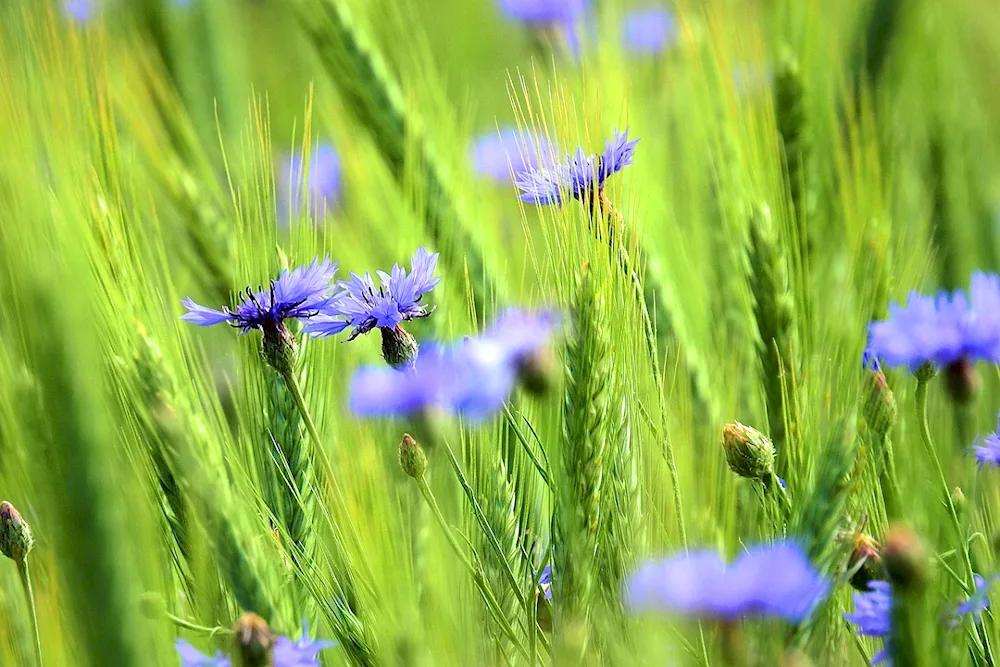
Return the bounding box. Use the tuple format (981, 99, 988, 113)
(622, 8, 677, 54)
(625, 540, 829, 622)
(303, 248, 440, 342)
(972, 414, 1000, 468)
(516, 128, 638, 206)
(844, 581, 892, 664)
(539, 565, 553, 600)
(955, 574, 994, 625)
(867, 272, 1000, 370)
(348, 309, 559, 420)
(176, 620, 333, 667)
(181, 257, 339, 333)
(64, 0, 98, 23)
(0, 501, 34, 562)
(471, 128, 555, 182)
(497, 0, 587, 24)
(278, 142, 342, 219)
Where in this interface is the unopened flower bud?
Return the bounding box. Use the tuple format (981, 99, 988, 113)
(232, 613, 275, 667)
(139, 592, 167, 620)
(883, 524, 928, 591)
(381, 326, 418, 370)
(944, 357, 980, 405)
(847, 533, 886, 592)
(722, 422, 776, 483)
(863, 365, 897, 438)
(261, 322, 298, 378)
(399, 433, 427, 480)
(951, 487, 966, 516)
(0, 501, 34, 562)
(914, 361, 937, 384)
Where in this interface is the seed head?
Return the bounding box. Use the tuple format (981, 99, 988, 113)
(232, 613, 276, 667)
(399, 433, 427, 480)
(0, 501, 34, 562)
(722, 422, 776, 483)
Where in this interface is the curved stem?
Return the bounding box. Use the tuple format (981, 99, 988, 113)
(915, 379, 974, 582)
(17, 558, 42, 667)
(413, 476, 530, 662)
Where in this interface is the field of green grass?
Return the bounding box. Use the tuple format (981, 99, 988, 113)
(3, 0, 1000, 665)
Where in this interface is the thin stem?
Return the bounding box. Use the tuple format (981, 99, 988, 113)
(879, 433, 901, 519)
(165, 611, 231, 638)
(281, 371, 323, 447)
(915, 379, 975, 582)
(413, 476, 530, 663)
(17, 558, 42, 667)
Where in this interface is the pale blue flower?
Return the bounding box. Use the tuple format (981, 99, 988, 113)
(844, 581, 892, 665)
(181, 258, 339, 333)
(625, 541, 829, 622)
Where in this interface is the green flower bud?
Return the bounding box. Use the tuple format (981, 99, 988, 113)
(914, 361, 937, 384)
(0, 501, 34, 562)
(883, 524, 928, 591)
(863, 365, 897, 438)
(139, 592, 167, 620)
(722, 422, 776, 483)
(232, 613, 276, 667)
(399, 434, 427, 480)
(260, 322, 298, 378)
(951, 487, 966, 516)
(381, 326, 418, 370)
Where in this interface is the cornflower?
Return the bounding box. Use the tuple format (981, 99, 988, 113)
(625, 540, 829, 623)
(180, 257, 339, 376)
(278, 142, 342, 221)
(176, 620, 334, 667)
(471, 127, 555, 182)
(303, 248, 440, 369)
(516, 128, 638, 212)
(348, 310, 559, 419)
(622, 7, 677, 55)
(844, 581, 892, 665)
(972, 413, 1000, 469)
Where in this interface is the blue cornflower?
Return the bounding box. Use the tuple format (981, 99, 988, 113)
(471, 128, 555, 182)
(278, 142, 342, 220)
(176, 621, 334, 667)
(181, 258, 339, 333)
(516, 128, 638, 206)
(867, 272, 1000, 370)
(844, 581, 892, 665)
(348, 309, 559, 420)
(622, 7, 677, 55)
(497, 0, 587, 24)
(64, 0, 98, 22)
(955, 574, 995, 625)
(303, 248, 439, 342)
(539, 565, 553, 600)
(972, 414, 1000, 468)
(624, 540, 829, 622)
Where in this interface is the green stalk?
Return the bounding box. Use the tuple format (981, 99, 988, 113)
(281, 369, 324, 449)
(16, 559, 42, 667)
(412, 476, 531, 662)
(914, 378, 974, 582)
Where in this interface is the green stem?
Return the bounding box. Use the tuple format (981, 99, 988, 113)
(915, 379, 975, 582)
(413, 476, 530, 662)
(17, 558, 42, 667)
(282, 370, 323, 448)
(879, 433, 901, 519)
